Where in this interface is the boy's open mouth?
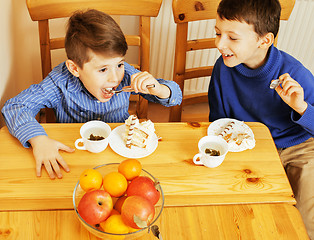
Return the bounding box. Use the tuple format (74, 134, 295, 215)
(101, 86, 118, 99)
(222, 53, 234, 58)
(103, 86, 117, 94)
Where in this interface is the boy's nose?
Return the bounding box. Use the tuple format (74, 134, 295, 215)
(215, 37, 226, 51)
(108, 70, 119, 83)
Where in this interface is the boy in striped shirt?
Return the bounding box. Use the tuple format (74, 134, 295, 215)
(2, 10, 182, 180)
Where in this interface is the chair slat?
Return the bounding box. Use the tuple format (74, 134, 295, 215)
(185, 66, 213, 80)
(27, 0, 162, 21)
(50, 36, 141, 51)
(187, 38, 216, 51)
(38, 20, 52, 78)
(126, 36, 141, 46)
(50, 38, 64, 50)
(183, 93, 208, 106)
(172, 0, 219, 23)
(172, 0, 295, 23)
(280, 0, 296, 20)
(139, 17, 150, 72)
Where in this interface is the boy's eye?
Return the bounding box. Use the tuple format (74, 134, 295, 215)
(215, 33, 221, 36)
(118, 63, 124, 68)
(99, 67, 107, 73)
(229, 37, 237, 40)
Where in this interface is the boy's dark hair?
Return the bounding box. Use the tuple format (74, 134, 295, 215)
(65, 9, 128, 68)
(217, 0, 281, 38)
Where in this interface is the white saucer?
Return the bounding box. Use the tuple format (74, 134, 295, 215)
(109, 125, 158, 158)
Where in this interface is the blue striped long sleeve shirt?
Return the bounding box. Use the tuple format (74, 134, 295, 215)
(2, 62, 182, 147)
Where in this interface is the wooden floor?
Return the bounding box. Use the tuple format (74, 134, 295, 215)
(129, 102, 209, 122)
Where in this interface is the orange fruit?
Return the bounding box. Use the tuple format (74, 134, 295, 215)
(128, 226, 138, 233)
(103, 172, 128, 197)
(118, 159, 142, 180)
(114, 196, 127, 213)
(100, 214, 129, 235)
(79, 169, 103, 192)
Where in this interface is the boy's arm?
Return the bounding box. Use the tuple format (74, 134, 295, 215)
(134, 74, 182, 107)
(1, 65, 75, 179)
(275, 72, 314, 135)
(2, 91, 74, 179)
(275, 73, 308, 115)
(1, 73, 61, 147)
(131, 71, 171, 98)
(124, 64, 182, 107)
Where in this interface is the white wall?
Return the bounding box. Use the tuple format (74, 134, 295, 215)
(0, 0, 42, 127)
(0, 0, 12, 128)
(0, 1, 11, 104)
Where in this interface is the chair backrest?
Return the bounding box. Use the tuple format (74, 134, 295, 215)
(169, 0, 295, 122)
(26, 0, 162, 122)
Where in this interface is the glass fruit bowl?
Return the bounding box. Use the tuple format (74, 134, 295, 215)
(73, 163, 164, 240)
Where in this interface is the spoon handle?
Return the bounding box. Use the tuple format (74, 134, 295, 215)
(122, 84, 155, 92)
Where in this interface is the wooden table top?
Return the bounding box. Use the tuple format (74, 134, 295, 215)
(0, 122, 295, 211)
(0, 204, 308, 239)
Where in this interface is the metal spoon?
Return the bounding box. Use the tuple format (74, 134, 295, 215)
(105, 84, 155, 94)
(269, 79, 282, 89)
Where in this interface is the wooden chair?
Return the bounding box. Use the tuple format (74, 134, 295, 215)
(26, 0, 162, 122)
(169, 0, 296, 122)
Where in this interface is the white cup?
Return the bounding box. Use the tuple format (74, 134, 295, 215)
(75, 121, 111, 153)
(193, 136, 229, 168)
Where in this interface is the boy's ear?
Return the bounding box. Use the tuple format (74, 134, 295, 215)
(66, 59, 80, 77)
(259, 32, 274, 49)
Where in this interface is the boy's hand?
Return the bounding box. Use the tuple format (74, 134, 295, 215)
(275, 73, 308, 115)
(29, 135, 75, 179)
(131, 71, 171, 99)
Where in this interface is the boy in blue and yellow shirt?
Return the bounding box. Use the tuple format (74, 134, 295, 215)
(209, 0, 314, 238)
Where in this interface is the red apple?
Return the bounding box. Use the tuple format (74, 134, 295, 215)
(121, 195, 155, 229)
(114, 195, 127, 213)
(78, 190, 113, 225)
(126, 176, 160, 205)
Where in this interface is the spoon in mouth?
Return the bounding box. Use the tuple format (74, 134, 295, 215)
(105, 84, 155, 94)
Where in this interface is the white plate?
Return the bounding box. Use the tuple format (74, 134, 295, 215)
(207, 118, 255, 152)
(109, 125, 158, 158)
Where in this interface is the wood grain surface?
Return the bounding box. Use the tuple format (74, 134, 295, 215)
(0, 204, 308, 240)
(0, 122, 295, 211)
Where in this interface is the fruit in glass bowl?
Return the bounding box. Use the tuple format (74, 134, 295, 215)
(73, 163, 164, 240)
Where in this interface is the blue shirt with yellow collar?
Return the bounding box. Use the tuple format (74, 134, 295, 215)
(208, 45, 314, 148)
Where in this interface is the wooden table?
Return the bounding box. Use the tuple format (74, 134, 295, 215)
(0, 204, 309, 239)
(0, 122, 308, 239)
(0, 122, 295, 210)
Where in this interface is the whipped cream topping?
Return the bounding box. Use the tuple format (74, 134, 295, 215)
(208, 118, 256, 152)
